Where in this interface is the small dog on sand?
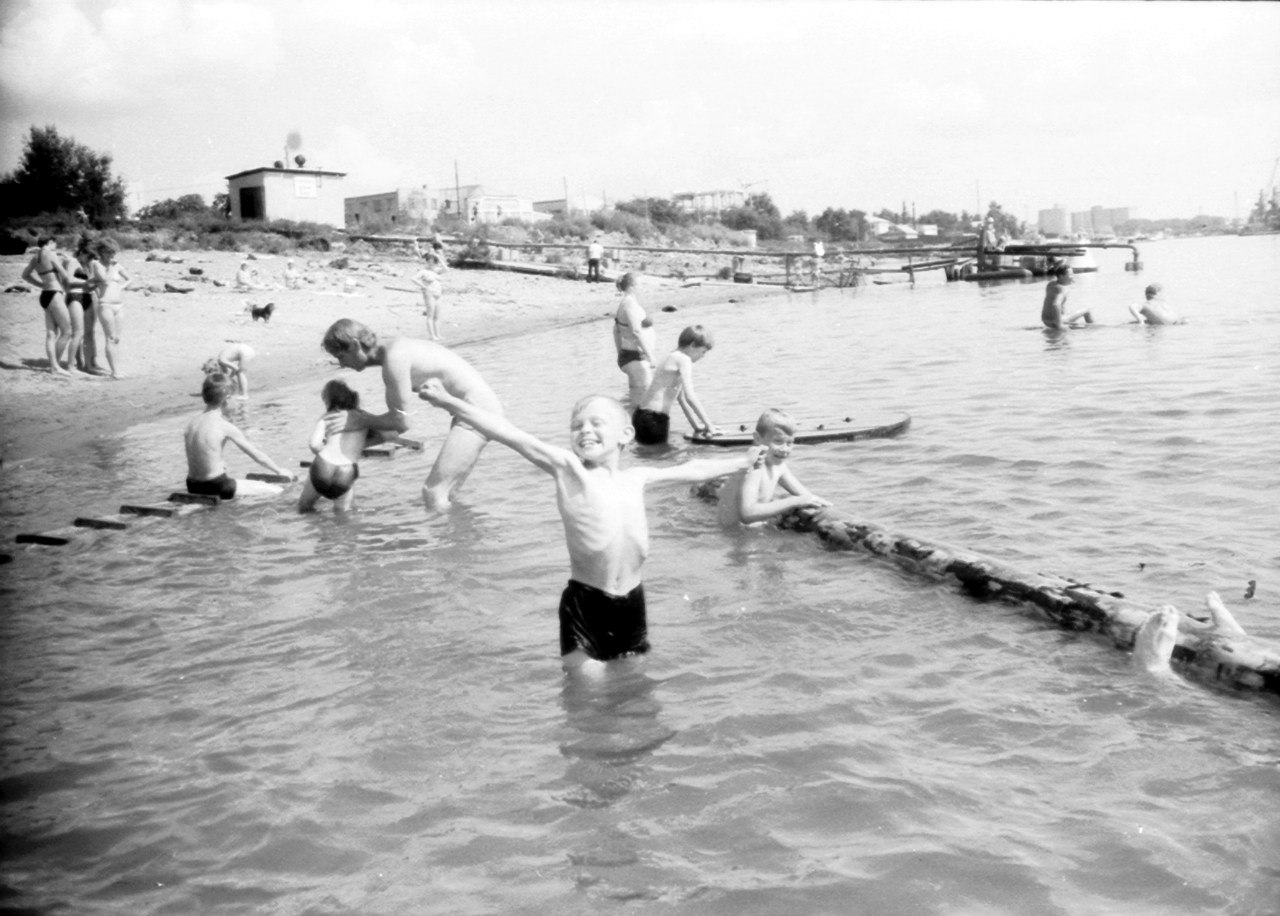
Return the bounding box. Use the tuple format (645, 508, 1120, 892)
(244, 301, 275, 322)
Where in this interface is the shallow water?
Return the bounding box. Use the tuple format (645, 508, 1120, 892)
(2, 235, 1278, 914)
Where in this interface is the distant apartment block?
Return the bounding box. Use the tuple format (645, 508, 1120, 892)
(345, 187, 445, 227)
(1071, 206, 1131, 237)
(673, 189, 746, 216)
(1038, 205, 1071, 237)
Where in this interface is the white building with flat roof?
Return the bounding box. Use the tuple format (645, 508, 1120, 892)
(225, 166, 347, 226)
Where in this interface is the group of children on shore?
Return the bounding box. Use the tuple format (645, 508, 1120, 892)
(183, 315, 830, 667)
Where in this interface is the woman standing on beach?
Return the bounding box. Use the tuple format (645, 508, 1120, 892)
(91, 238, 130, 379)
(612, 271, 658, 407)
(412, 240, 447, 340)
(20, 237, 74, 377)
(62, 241, 101, 374)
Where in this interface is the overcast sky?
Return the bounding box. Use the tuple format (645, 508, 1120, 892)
(2, 0, 1278, 222)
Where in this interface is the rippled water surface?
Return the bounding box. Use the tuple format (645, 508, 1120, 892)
(2, 235, 1278, 914)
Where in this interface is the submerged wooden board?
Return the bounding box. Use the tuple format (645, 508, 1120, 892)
(685, 413, 911, 446)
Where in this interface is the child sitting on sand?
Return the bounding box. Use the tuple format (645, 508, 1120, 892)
(717, 408, 831, 526)
(632, 325, 720, 445)
(183, 373, 293, 500)
(418, 380, 760, 667)
(202, 342, 255, 399)
(298, 379, 374, 512)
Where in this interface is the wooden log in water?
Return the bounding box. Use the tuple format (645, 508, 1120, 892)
(768, 504, 1280, 696)
(168, 492, 220, 506)
(74, 517, 129, 530)
(245, 473, 292, 483)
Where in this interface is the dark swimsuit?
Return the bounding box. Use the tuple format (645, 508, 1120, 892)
(558, 580, 650, 660)
(631, 407, 670, 445)
(309, 455, 359, 500)
(186, 473, 237, 500)
(67, 268, 92, 311)
(39, 290, 58, 310)
(615, 316, 652, 368)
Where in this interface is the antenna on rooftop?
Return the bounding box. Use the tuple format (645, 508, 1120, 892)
(283, 130, 302, 169)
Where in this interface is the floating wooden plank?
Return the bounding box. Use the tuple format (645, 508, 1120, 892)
(686, 413, 911, 447)
(15, 532, 71, 546)
(245, 473, 292, 483)
(121, 504, 177, 518)
(74, 517, 129, 530)
(168, 492, 220, 506)
(767, 505, 1280, 697)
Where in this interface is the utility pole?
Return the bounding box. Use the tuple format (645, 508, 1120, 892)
(454, 160, 462, 225)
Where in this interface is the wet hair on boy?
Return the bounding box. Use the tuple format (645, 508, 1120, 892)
(322, 378, 360, 412)
(677, 324, 714, 350)
(755, 407, 796, 438)
(202, 372, 233, 406)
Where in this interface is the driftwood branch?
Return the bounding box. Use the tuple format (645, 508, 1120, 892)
(767, 502, 1280, 697)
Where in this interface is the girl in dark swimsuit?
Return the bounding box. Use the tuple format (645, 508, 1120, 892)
(20, 237, 74, 376)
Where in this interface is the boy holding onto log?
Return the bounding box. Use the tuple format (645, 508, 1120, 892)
(717, 408, 831, 526)
(1040, 265, 1095, 330)
(183, 373, 293, 500)
(632, 325, 720, 445)
(418, 381, 760, 667)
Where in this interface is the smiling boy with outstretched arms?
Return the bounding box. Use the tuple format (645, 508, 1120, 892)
(418, 379, 759, 666)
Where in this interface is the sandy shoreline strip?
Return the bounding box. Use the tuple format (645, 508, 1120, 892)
(0, 250, 783, 466)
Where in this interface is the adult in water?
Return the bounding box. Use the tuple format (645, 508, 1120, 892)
(321, 318, 502, 511)
(612, 271, 658, 407)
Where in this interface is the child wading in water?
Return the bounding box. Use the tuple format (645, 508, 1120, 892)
(299, 379, 373, 512)
(717, 408, 830, 526)
(419, 380, 759, 668)
(183, 373, 292, 500)
(632, 324, 720, 445)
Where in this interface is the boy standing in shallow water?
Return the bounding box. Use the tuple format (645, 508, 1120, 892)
(717, 409, 830, 527)
(183, 373, 293, 500)
(632, 324, 720, 445)
(418, 381, 759, 667)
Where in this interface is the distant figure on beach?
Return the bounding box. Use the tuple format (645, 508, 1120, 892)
(321, 318, 502, 510)
(61, 243, 96, 375)
(717, 409, 831, 526)
(235, 261, 271, 291)
(183, 373, 292, 500)
(21, 237, 74, 376)
(298, 379, 372, 512)
(282, 259, 303, 290)
(1128, 283, 1184, 325)
(203, 342, 255, 399)
(612, 271, 658, 407)
(412, 240, 447, 340)
(90, 239, 130, 378)
(1041, 266, 1094, 330)
(418, 382, 761, 667)
(811, 239, 825, 282)
(586, 237, 604, 283)
(632, 325, 720, 445)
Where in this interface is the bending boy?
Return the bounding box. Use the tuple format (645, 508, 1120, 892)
(203, 342, 255, 398)
(632, 324, 720, 445)
(419, 380, 760, 666)
(183, 373, 292, 499)
(717, 409, 830, 526)
(321, 318, 502, 510)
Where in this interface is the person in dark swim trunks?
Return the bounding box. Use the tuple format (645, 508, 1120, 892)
(612, 272, 658, 406)
(631, 325, 720, 445)
(184, 373, 293, 500)
(418, 382, 760, 668)
(299, 379, 373, 512)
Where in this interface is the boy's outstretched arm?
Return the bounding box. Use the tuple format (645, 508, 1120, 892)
(418, 379, 570, 475)
(644, 447, 764, 486)
(227, 425, 293, 479)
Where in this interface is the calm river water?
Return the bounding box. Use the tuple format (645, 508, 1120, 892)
(1, 235, 1278, 914)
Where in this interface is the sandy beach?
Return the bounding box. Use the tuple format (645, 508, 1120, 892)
(0, 248, 781, 466)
